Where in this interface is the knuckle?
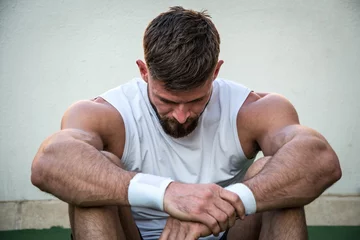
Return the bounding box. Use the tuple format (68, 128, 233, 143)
(210, 218, 218, 229)
(209, 183, 217, 189)
(203, 190, 213, 199)
(197, 199, 206, 209)
(212, 184, 221, 193)
(226, 207, 236, 217)
(230, 192, 240, 202)
(219, 212, 228, 223)
(193, 209, 201, 216)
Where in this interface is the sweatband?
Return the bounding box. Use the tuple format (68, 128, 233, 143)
(225, 183, 257, 215)
(128, 173, 174, 211)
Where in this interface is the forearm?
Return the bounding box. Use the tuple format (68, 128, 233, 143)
(31, 131, 135, 206)
(245, 135, 341, 212)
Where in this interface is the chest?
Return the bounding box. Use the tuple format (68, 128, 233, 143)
(122, 115, 250, 184)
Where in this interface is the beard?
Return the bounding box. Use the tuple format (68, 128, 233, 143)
(158, 115, 199, 138)
(147, 87, 211, 138)
(148, 100, 200, 138)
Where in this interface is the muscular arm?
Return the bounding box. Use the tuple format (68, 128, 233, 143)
(239, 93, 342, 212)
(31, 99, 135, 206)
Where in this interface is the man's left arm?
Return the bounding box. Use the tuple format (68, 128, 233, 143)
(241, 93, 342, 212)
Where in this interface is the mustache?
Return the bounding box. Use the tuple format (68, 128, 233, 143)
(160, 115, 197, 125)
(159, 115, 199, 138)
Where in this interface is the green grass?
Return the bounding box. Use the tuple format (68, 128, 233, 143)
(0, 226, 359, 239)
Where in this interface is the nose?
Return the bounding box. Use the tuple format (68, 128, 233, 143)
(172, 104, 190, 124)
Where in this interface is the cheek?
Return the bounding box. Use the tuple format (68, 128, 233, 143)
(190, 103, 207, 115)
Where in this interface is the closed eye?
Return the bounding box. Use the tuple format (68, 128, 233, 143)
(189, 98, 204, 103)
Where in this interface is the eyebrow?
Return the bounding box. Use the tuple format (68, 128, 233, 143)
(157, 94, 206, 104)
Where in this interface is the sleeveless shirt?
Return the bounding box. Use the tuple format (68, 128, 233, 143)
(100, 78, 253, 240)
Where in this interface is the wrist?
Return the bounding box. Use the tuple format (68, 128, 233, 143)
(225, 183, 257, 215)
(128, 173, 173, 211)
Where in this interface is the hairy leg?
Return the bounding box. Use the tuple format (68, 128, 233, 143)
(259, 207, 307, 240)
(227, 156, 307, 240)
(69, 151, 141, 240)
(226, 214, 262, 240)
(69, 205, 125, 240)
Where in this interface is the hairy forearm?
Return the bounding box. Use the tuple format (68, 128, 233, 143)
(245, 135, 341, 212)
(31, 131, 135, 206)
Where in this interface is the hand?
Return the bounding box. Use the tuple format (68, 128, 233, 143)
(163, 182, 245, 235)
(159, 217, 212, 240)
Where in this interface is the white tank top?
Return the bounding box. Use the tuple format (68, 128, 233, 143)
(100, 78, 253, 240)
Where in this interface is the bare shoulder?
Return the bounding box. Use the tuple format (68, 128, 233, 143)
(239, 91, 299, 128)
(60, 97, 125, 154)
(236, 92, 300, 157)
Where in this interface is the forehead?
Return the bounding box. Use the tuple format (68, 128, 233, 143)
(149, 78, 213, 101)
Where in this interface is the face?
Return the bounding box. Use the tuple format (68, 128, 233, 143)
(148, 79, 212, 138)
(136, 60, 223, 138)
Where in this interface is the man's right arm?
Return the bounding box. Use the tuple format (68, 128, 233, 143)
(31, 98, 136, 206)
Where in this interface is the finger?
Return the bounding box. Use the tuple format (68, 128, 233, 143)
(186, 223, 212, 240)
(159, 228, 170, 240)
(207, 206, 229, 232)
(220, 189, 246, 219)
(195, 213, 221, 236)
(228, 210, 237, 228)
(197, 223, 213, 237)
(169, 219, 180, 240)
(176, 225, 186, 240)
(185, 222, 198, 240)
(169, 226, 179, 240)
(159, 219, 172, 240)
(214, 199, 237, 228)
(169, 231, 177, 240)
(185, 232, 196, 240)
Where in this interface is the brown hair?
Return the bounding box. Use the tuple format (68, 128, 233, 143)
(143, 6, 220, 91)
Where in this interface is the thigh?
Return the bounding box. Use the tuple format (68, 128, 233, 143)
(226, 213, 262, 240)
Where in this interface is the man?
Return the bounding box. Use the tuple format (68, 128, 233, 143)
(31, 6, 341, 240)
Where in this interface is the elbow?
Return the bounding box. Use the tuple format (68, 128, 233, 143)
(321, 147, 342, 187)
(330, 154, 342, 183)
(31, 139, 56, 191)
(31, 153, 47, 190)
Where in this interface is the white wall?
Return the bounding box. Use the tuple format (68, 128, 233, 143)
(0, 0, 359, 201)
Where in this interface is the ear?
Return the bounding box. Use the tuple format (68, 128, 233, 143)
(136, 60, 149, 83)
(212, 60, 224, 80)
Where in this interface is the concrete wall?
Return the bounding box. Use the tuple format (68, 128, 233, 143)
(1, 0, 359, 227)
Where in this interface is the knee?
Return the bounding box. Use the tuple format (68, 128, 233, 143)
(70, 204, 118, 216)
(262, 206, 306, 223)
(243, 156, 272, 181)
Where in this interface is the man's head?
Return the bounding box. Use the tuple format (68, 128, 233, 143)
(137, 6, 223, 138)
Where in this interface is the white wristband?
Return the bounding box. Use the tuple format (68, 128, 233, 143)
(128, 173, 173, 211)
(225, 183, 257, 215)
